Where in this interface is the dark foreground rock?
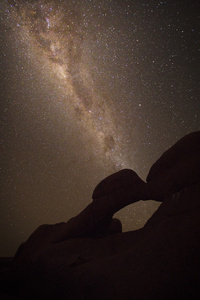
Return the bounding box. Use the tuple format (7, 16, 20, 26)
(1, 131, 200, 299)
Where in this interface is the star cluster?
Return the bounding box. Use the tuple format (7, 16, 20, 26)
(1, 0, 199, 256)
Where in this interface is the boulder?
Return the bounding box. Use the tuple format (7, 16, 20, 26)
(146, 131, 200, 200)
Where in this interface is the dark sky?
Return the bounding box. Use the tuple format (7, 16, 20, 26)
(0, 0, 199, 256)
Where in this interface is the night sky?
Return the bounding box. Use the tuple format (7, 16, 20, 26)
(0, 0, 199, 256)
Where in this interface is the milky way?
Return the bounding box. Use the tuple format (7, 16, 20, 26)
(6, 0, 129, 169)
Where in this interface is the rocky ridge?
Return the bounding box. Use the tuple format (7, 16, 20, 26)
(0, 131, 200, 299)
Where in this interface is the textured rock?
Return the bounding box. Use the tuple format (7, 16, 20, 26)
(1, 131, 200, 299)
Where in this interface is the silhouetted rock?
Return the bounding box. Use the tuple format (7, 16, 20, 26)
(146, 131, 200, 200)
(1, 131, 200, 299)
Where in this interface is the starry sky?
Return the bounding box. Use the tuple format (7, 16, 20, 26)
(0, 0, 199, 256)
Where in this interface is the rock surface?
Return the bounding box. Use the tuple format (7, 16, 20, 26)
(146, 131, 200, 200)
(1, 131, 200, 299)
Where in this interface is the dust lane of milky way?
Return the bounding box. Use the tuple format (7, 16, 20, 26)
(5, 0, 132, 170)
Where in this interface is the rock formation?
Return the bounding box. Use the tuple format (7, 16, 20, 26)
(0, 131, 200, 299)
